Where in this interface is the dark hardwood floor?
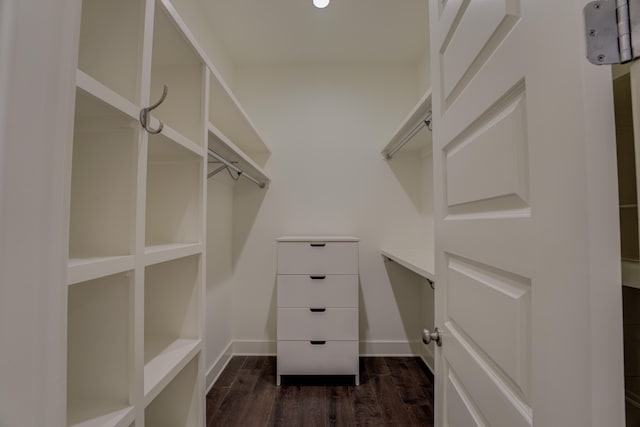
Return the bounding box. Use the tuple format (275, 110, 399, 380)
(206, 356, 434, 427)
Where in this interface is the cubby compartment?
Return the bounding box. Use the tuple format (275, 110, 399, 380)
(69, 89, 137, 261)
(67, 273, 132, 426)
(145, 357, 202, 427)
(150, 2, 205, 146)
(77, 0, 144, 104)
(144, 255, 201, 402)
(145, 134, 203, 249)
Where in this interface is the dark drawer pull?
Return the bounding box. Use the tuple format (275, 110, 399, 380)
(310, 340, 326, 345)
(310, 308, 326, 313)
(310, 243, 326, 247)
(310, 275, 326, 280)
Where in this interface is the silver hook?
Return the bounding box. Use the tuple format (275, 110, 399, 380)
(140, 85, 168, 134)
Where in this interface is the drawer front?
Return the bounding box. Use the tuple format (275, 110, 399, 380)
(277, 340, 359, 375)
(277, 242, 358, 274)
(278, 308, 358, 341)
(277, 275, 358, 308)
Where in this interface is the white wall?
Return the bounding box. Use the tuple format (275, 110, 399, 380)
(230, 64, 434, 355)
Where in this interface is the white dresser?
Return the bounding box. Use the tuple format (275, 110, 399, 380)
(276, 236, 359, 385)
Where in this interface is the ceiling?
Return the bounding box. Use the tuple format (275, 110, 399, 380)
(199, 0, 430, 66)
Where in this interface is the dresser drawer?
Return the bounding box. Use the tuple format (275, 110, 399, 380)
(278, 308, 358, 340)
(277, 340, 358, 375)
(277, 274, 357, 308)
(277, 242, 358, 274)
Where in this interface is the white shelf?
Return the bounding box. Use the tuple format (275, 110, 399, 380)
(154, 123, 204, 158)
(208, 123, 270, 186)
(381, 89, 433, 158)
(381, 247, 435, 281)
(68, 255, 134, 285)
(144, 242, 203, 266)
(209, 69, 271, 161)
(68, 405, 134, 427)
(143, 338, 201, 406)
(76, 70, 139, 120)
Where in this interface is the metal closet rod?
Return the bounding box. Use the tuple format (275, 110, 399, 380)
(385, 111, 433, 160)
(207, 148, 266, 189)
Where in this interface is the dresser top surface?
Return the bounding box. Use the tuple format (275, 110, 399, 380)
(277, 236, 359, 242)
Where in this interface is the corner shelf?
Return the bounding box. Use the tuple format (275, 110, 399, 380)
(381, 247, 435, 281)
(208, 123, 270, 186)
(381, 89, 433, 158)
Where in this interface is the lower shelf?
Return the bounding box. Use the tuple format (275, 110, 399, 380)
(68, 403, 134, 427)
(144, 338, 201, 406)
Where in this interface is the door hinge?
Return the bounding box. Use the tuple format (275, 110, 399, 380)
(585, 0, 640, 64)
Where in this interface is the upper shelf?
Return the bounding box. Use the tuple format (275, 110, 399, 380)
(208, 123, 270, 187)
(381, 89, 433, 158)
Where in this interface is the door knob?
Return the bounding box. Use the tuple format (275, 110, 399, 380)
(422, 327, 442, 347)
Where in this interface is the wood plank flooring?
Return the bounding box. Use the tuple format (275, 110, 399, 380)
(206, 357, 434, 427)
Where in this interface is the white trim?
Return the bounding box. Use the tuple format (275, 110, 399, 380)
(359, 340, 416, 356)
(232, 340, 277, 356)
(205, 342, 233, 393)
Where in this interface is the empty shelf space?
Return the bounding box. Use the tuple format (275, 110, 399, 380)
(69, 88, 138, 260)
(68, 405, 134, 427)
(68, 255, 135, 285)
(150, 1, 205, 147)
(76, 71, 139, 120)
(381, 89, 432, 158)
(146, 134, 203, 247)
(144, 242, 203, 266)
(77, 0, 144, 104)
(207, 123, 270, 186)
(381, 247, 435, 281)
(67, 274, 131, 427)
(145, 356, 202, 426)
(209, 69, 270, 162)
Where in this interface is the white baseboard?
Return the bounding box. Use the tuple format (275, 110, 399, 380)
(359, 340, 416, 356)
(232, 340, 277, 355)
(205, 341, 233, 393)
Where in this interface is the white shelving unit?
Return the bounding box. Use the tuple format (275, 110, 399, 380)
(66, 0, 215, 425)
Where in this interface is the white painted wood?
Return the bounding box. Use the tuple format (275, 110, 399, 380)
(69, 406, 134, 427)
(277, 341, 359, 375)
(144, 242, 203, 267)
(430, 0, 624, 426)
(76, 71, 140, 120)
(145, 356, 200, 426)
(277, 242, 359, 274)
(143, 338, 201, 405)
(68, 255, 135, 285)
(629, 62, 640, 293)
(277, 308, 359, 340)
(277, 275, 358, 308)
(277, 236, 360, 242)
(380, 89, 433, 156)
(381, 248, 435, 281)
(77, 0, 144, 104)
(67, 274, 131, 426)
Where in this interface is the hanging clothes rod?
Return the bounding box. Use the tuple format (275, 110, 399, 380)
(385, 112, 432, 160)
(207, 148, 266, 189)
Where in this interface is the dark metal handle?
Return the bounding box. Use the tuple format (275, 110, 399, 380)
(310, 243, 326, 247)
(310, 308, 326, 313)
(310, 275, 326, 280)
(310, 340, 326, 345)
(140, 84, 168, 134)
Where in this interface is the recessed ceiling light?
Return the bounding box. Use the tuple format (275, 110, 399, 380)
(313, 0, 330, 8)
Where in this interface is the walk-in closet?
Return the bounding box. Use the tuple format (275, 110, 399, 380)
(1, 0, 633, 426)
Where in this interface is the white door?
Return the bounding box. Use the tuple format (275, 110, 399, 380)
(429, 0, 625, 425)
